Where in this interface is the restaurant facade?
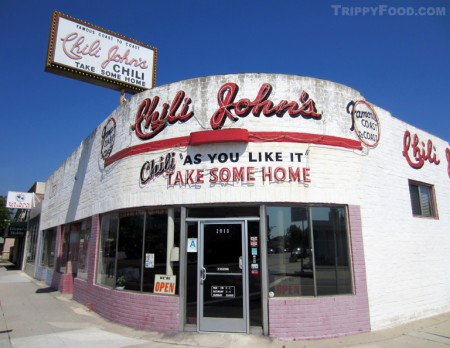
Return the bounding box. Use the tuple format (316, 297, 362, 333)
(34, 73, 450, 339)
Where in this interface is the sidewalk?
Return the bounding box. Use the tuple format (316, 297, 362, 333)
(0, 264, 449, 348)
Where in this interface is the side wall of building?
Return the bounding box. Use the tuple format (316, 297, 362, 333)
(360, 110, 450, 330)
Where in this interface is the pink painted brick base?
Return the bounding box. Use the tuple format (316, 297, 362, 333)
(74, 279, 180, 332)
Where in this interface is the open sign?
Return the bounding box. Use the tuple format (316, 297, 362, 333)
(154, 275, 176, 295)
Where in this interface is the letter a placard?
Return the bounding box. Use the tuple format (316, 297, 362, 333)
(187, 238, 198, 253)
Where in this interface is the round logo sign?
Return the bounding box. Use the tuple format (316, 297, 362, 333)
(101, 117, 116, 160)
(351, 100, 380, 148)
(15, 193, 26, 202)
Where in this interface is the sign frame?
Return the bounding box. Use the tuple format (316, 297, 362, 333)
(45, 11, 157, 93)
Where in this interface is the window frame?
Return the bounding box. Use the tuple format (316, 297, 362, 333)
(41, 228, 57, 268)
(96, 208, 180, 294)
(77, 218, 91, 280)
(265, 204, 354, 298)
(26, 217, 40, 264)
(408, 180, 438, 219)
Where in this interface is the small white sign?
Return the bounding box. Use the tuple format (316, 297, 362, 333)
(154, 274, 176, 295)
(187, 238, 198, 253)
(145, 253, 154, 268)
(6, 191, 33, 210)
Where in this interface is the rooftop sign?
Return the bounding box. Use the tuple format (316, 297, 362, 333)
(45, 11, 157, 93)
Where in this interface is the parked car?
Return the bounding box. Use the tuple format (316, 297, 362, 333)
(289, 247, 305, 262)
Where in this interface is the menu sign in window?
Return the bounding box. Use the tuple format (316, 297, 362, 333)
(211, 286, 235, 298)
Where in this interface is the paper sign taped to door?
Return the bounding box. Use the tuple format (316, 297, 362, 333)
(154, 275, 176, 295)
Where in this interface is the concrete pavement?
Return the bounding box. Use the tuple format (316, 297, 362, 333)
(0, 263, 449, 347)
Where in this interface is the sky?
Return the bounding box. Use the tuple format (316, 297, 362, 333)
(1, 0, 449, 197)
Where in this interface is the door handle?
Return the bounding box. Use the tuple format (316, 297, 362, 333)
(239, 256, 243, 270)
(200, 267, 206, 284)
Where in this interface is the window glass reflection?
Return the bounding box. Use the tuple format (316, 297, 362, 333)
(97, 209, 179, 294)
(267, 205, 352, 297)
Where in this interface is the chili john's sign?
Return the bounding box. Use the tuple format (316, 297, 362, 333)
(45, 11, 157, 93)
(103, 78, 364, 169)
(402, 130, 450, 179)
(130, 82, 322, 141)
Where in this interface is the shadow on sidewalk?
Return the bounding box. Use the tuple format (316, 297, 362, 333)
(36, 287, 57, 294)
(5, 265, 19, 271)
(0, 262, 19, 271)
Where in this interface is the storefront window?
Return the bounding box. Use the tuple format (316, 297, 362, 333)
(97, 209, 180, 293)
(97, 213, 118, 288)
(26, 217, 39, 264)
(117, 212, 144, 291)
(312, 207, 352, 295)
(59, 226, 70, 273)
(143, 212, 168, 292)
(41, 228, 56, 268)
(267, 205, 352, 297)
(59, 223, 81, 274)
(77, 219, 91, 280)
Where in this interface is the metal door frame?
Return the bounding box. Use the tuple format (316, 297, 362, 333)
(198, 219, 249, 333)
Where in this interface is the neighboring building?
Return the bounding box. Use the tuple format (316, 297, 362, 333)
(35, 74, 450, 339)
(3, 182, 45, 271)
(23, 182, 45, 276)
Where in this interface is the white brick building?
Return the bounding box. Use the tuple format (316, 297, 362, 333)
(33, 74, 449, 339)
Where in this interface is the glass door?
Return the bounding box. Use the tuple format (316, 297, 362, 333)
(199, 221, 248, 333)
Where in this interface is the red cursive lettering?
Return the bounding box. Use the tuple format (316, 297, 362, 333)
(402, 130, 440, 169)
(131, 91, 194, 140)
(61, 32, 101, 60)
(210, 82, 321, 129)
(102, 46, 148, 69)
